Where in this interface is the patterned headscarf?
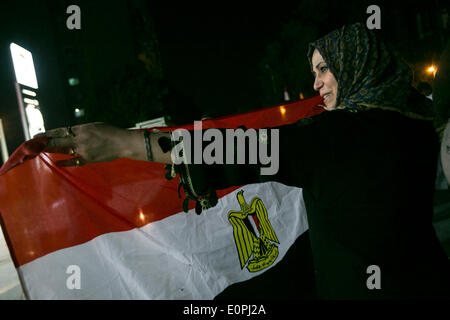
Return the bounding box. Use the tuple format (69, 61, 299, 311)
(307, 23, 433, 119)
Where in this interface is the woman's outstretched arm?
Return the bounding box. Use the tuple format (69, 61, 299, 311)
(39, 123, 173, 166)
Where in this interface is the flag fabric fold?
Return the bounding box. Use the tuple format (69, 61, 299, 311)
(0, 96, 323, 299)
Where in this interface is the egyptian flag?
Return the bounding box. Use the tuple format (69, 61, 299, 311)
(0, 96, 323, 299)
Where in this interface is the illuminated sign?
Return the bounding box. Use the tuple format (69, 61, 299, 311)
(10, 43, 38, 89)
(10, 43, 44, 140)
(25, 105, 45, 138)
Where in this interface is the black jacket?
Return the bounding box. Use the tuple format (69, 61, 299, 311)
(177, 108, 450, 299)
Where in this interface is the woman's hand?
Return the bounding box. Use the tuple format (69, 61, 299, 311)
(36, 123, 147, 166)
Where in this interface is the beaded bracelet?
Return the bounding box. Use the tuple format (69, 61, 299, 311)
(143, 131, 153, 162)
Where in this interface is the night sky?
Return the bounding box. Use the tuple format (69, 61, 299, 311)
(0, 0, 448, 158)
(148, 2, 301, 111)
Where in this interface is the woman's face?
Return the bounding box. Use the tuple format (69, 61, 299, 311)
(311, 49, 338, 110)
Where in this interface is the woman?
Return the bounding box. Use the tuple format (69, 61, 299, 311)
(41, 23, 450, 299)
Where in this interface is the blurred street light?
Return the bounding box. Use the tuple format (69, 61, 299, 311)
(74, 107, 85, 118)
(427, 65, 437, 77)
(68, 78, 80, 86)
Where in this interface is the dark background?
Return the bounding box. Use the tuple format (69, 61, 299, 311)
(0, 0, 449, 301)
(0, 0, 449, 158)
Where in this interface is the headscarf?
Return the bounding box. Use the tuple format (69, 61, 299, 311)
(307, 23, 433, 120)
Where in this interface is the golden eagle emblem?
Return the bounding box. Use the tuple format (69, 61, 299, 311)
(228, 190, 280, 272)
